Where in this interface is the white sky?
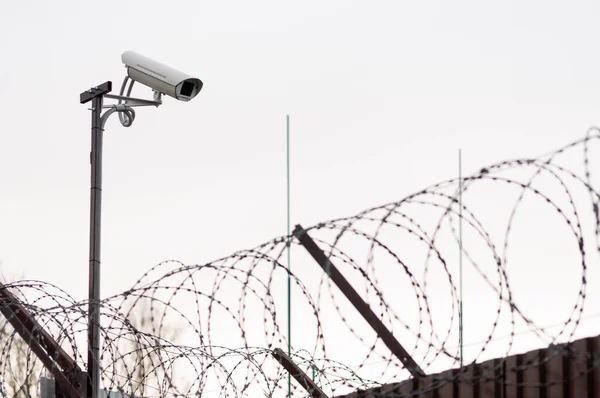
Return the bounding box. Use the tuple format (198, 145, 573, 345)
(1, 1, 600, 392)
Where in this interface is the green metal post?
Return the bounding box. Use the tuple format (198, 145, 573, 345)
(287, 115, 292, 397)
(459, 149, 464, 367)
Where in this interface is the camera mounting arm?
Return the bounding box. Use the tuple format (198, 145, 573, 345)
(80, 80, 162, 130)
(103, 93, 161, 107)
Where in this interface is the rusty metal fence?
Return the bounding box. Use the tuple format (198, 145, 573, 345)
(339, 335, 600, 398)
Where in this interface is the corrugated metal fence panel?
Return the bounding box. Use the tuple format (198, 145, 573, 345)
(479, 357, 503, 398)
(334, 334, 600, 398)
(457, 364, 479, 398)
(577, 336, 600, 398)
(504, 354, 519, 398)
(593, 336, 600, 397)
(522, 349, 543, 398)
(546, 343, 566, 398)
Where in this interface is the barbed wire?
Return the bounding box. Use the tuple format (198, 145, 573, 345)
(0, 129, 599, 397)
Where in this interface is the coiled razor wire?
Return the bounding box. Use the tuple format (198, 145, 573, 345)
(0, 129, 599, 397)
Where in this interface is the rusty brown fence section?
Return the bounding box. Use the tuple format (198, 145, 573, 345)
(337, 335, 600, 398)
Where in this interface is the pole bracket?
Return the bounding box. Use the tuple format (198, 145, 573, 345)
(80, 81, 112, 104)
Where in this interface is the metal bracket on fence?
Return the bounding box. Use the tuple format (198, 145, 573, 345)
(292, 224, 426, 378)
(0, 282, 85, 398)
(271, 348, 330, 398)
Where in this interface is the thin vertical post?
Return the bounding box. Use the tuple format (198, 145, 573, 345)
(459, 149, 464, 367)
(286, 114, 292, 398)
(88, 95, 104, 398)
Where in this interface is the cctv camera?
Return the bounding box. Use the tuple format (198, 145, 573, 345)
(121, 51, 203, 102)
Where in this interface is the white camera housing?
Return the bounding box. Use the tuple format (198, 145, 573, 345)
(121, 51, 203, 102)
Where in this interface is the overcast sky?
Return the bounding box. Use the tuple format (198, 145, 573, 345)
(1, 1, 599, 385)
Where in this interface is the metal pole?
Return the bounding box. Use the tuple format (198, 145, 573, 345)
(286, 114, 292, 398)
(459, 149, 464, 367)
(87, 94, 103, 398)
